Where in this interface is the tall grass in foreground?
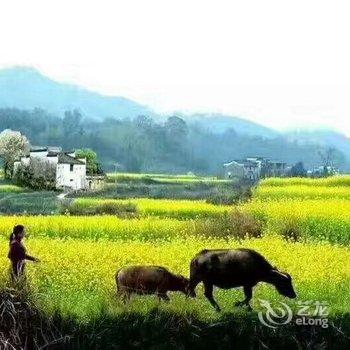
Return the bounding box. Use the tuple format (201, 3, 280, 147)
(1, 284, 348, 349)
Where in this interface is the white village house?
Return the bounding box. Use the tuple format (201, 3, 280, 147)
(223, 157, 287, 180)
(14, 146, 88, 190)
(223, 159, 261, 181)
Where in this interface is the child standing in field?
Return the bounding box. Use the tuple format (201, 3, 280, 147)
(8, 225, 40, 281)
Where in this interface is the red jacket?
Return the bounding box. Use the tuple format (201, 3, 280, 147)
(8, 240, 35, 263)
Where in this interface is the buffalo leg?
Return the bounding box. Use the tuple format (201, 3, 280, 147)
(235, 285, 252, 309)
(189, 276, 201, 295)
(204, 283, 221, 312)
(118, 290, 131, 303)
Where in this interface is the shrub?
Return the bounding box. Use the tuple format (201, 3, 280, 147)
(206, 186, 252, 205)
(13, 158, 56, 190)
(194, 209, 262, 240)
(278, 218, 301, 242)
(60, 199, 138, 217)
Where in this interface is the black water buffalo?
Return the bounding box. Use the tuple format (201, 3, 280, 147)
(189, 248, 296, 311)
(116, 265, 196, 301)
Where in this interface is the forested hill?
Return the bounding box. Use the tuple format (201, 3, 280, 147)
(0, 67, 280, 138)
(0, 108, 347, 174)
(0, 67, 348, 173)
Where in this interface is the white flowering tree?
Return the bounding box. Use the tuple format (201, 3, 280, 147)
(0, 129, 30, 178)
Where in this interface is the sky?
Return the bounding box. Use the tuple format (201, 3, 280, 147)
(0, 0, 350, 134)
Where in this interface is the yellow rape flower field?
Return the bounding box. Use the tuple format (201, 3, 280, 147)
(1, 176, 350, 347)
(0, 235, 349, 319)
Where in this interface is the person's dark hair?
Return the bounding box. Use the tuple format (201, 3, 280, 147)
(9, 225, 25, 243)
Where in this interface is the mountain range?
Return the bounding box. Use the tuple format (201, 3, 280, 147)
(0, 67, 280, 138)
(0, 66, 349, 170)
(0, 67, 153, 120)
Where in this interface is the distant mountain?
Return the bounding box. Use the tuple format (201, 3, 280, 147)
(285, 129, 350, 170)
(2, 66, 349, 154)
(0, 67, 281, 138)
(180, 113, 279, 138)
(0, 67, 153, 119)
(1, 67, 350, 172)
(285, 129, 350, 154)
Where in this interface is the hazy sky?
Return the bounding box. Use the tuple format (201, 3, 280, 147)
(1, 0, 350, 134)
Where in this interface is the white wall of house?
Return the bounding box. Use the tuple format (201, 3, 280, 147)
(15, 148, 87, 191)
(224, 161, 261, 180)
(30, 151, 48, 158)
(224, 162, 245, 179)
(243, 165, 260, 180)
(56, 163, 86, 190)
(46, 157, 59, 165)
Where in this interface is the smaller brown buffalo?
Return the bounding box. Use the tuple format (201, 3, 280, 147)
(116, 265, 196, 301)
(189, 248, 296, 311)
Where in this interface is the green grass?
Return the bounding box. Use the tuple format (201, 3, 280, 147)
(106, 172, 230, 184)
(0, 191, 59, 215)
(0, 183, 24, 193)
(74, 179, 241, 206)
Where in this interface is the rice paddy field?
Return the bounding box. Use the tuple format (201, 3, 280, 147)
(0, 175, 350, 348)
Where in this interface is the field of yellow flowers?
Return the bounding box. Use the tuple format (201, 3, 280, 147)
(64, 175, 350, 244)
(245, 176, 350, 245)
(69, 197, 231, 219)
(0, 175, 349, 347)
(0, 235, 349, 319)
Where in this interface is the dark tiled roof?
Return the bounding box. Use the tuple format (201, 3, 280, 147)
(58, 153, 85, 165)
(47, 151, 59, 157)
(224, 160, 260, 168)
(30, 146, 62, 153)
(30, 146, 48, 152)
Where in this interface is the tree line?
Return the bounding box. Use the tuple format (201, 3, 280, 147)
(0, 108, 345, 175)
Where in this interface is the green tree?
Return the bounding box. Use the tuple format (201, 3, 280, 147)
(76, 148, 100, 175)
(290, 161, 307, 177)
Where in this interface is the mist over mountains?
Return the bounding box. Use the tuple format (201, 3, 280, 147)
(0, 67, 349, 173)
(0, 67, 153, 119)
